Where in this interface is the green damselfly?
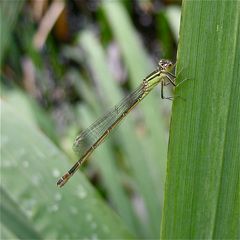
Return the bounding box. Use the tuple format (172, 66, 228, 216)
(57, 59, 176, 187)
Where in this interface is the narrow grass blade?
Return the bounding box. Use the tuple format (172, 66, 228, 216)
(0, 0, 24, 62)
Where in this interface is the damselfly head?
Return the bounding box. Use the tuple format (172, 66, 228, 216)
(158, 59, 174, 71)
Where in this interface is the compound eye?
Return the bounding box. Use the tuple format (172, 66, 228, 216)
(158, 59, 165, 68)
(158, 59, 174, 70)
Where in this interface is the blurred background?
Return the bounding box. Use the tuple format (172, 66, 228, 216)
(1, 0, 181, 239)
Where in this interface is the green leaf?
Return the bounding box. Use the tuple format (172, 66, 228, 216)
(1, 187, 42, 239)
(0, 0, 25, 63)
(2, 89, 58, 145)
(161, 1, 239, 239)
(1, 100, 134, 239)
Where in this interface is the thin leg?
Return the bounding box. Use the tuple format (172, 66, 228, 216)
(176, 77, 191, 88)
(161, 81, 174, 100)
(176, 67, 184, 78)
(166, 71, 176, 79)
(161, 81, 164, 99)
(165, 74, 176, 86)
(174, 67, 191, 88)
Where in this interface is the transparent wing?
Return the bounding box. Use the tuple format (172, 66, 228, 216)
(73, 82, 144, 156)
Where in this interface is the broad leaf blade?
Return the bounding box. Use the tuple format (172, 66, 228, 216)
(1, 100, 134, 239)
(161, 1, 239, 239)
(0, 187, 42, 239)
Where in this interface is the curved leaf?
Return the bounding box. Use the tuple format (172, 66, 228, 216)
(1, 100, 134, 239)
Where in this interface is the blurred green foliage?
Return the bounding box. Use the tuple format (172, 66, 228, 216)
(1, 0, 180, 238)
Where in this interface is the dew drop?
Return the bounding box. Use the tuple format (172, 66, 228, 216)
(48, 204, 59, 213)
(91, 222, 97, 229)
(91, 234, 98, 240)
(32, 175, 41, 186)
(86, 213, 93, 222)
(25, 209, 34, 218)
(54, 193, 62, 201)
(76, 185, 87, 199)
(23, 160, 29, 168)
(52, 168, 60, 178)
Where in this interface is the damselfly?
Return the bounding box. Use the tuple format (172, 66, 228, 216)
(57, 59, 176, 187)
